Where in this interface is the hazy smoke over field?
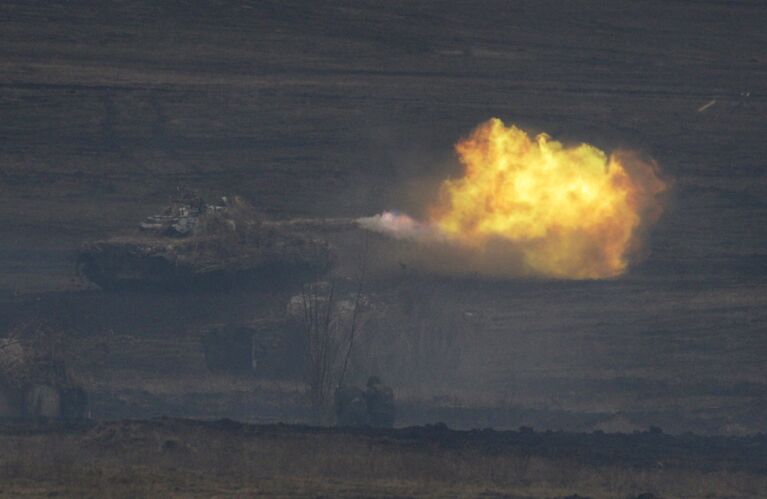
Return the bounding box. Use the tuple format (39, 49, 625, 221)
(358, 118, 667, 280)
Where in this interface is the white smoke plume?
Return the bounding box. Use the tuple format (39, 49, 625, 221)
(356, 211, 445, 244)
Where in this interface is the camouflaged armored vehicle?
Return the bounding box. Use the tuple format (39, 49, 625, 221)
(77, 194, 337, 290)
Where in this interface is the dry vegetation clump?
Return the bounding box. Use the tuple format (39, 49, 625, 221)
(0, 320, 78, 390)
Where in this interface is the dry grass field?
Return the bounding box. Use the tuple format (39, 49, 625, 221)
(1, 419, 766, 498)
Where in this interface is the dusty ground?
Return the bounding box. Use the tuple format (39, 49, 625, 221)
(0, 418, 766, 498)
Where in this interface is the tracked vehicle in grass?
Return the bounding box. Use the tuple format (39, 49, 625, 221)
(77, 193, 339, 291)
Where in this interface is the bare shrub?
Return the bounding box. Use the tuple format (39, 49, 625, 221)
(296, 237, 369, 423)
(299, 280, 341, 423)
(350, 280, 481, 395)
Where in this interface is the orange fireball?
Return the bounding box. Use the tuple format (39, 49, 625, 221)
(430, 118, 666, 279)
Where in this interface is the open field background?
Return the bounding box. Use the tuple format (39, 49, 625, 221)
(1, 0, 767, 436)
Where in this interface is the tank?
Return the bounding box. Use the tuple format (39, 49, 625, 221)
(77, 194, 343, 290)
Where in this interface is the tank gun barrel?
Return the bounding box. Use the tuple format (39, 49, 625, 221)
(262, 217, 361, 233)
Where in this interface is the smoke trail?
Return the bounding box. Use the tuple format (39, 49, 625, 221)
(357, 211, 445, 243)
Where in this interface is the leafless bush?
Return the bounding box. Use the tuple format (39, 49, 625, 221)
(349, 279, 484, 395)
(299, 281, 341, 423)
(297, 237, 368, 423)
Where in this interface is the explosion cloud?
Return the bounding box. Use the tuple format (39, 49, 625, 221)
(360, 118, 667, 279)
